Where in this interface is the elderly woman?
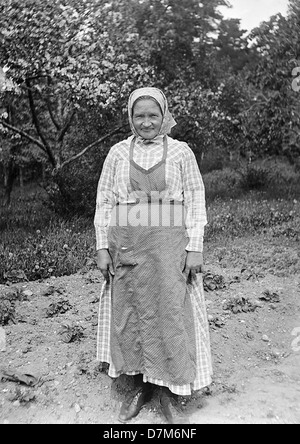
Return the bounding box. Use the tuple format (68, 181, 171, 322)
(94, 87, 212, 424)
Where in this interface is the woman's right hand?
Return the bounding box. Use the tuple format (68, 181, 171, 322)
(97, 249, 115, 281)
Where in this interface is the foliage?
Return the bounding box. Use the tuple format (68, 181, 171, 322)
(1, 163, 299, 284)
(0, 185, 96, 284)
(0, 216, 95, 283)
(213, 18, 252, 73)
(205, 195, 299, 241)
(0, 297, 16, 326)
(133, 0, 228, 84)
(204, 157, 300, 201)
(0, 0, 248, 171)
(45, 153, 104, 217)
(0, 0, 154, 180)
(1, 192, 299, 284)
(0, 0, 152, 108)
(237, 165, 272, 191)
(1, 0, 300, 216)
(164, 73, 250, 161)
(203, 168, 240, 200)
(243, 3, 300, 161)
(223, 295, 257, 314)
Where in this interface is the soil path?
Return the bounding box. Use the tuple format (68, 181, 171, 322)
(1, 266, 300, 425)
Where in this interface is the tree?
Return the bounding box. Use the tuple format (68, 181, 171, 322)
(132, 0, 229, 85)
(242, 1, 300, 162)
(1, 0, 266, 210)
(0, 0, 155, 205)
(213, 18, 252, 72)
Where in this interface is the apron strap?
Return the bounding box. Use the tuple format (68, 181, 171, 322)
(129, 137, 135, 162)
(162, 135, 168, 162)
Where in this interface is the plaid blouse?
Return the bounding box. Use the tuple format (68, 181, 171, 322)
(94, 135, 207, 252)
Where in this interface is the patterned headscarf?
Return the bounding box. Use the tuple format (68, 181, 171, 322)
(128, 87, 177, 139)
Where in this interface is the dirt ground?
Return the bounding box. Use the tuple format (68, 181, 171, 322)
(1, 243, 300, 425)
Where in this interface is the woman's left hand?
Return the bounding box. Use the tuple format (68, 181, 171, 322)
(183, 251, 204, 282)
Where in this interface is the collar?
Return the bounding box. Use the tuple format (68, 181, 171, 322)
(135, 135, 165, 146)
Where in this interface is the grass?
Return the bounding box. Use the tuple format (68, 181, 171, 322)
(0, 218, 95, 282)
(203, 157, 300, 201)
(0, 185, 95, 283)
(0, 160, 299, 284)
(205, 194, 299, 240)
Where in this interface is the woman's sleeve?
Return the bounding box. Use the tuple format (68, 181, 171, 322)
(182, 146, 207, 252)
(94, 147, 117, 250)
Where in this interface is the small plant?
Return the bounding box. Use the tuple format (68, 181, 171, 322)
(203, 272, 226, 291)
(45, 299, 72, 318)
(58, 322, 84, 343)
(223, 295, 257, 314)
(259, 290, 280, 303)
(8, 386, 36, 404)
(0, 298, 16, 326)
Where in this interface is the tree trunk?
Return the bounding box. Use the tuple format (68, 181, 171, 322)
(42, 163, 46, 182)
(2, 159, 18, 207)
(53, 169, 73, 213)
(4, 167, 8, 187)
(19, 166, 24, 196)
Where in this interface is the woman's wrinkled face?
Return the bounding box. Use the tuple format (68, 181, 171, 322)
(132, 99, 163, 140)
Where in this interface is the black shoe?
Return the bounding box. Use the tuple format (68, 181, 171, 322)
(159, 388, 190, 425)
(159, 388, 174, 424)
(118, 383, 153, 423)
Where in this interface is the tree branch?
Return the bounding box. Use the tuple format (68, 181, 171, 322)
(25, 78, 57, 167)
(23, 79, 62, 134)
(46, 97, 61, 131)
(58, 125, 126, 171)
(26, 78, 49, 148)
(29, 83, 61, 131)
(57, 110, 76, 143)
(26, 73, 52, 82)
(44, 75, 62, 131)
(0, 118, 47, 152)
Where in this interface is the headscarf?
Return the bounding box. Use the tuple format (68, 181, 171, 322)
(128, 87, 177, 139)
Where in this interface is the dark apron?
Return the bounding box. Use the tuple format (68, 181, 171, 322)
(108, 136, 196, 386)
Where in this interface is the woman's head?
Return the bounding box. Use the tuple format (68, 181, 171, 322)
(128, 87, 176, 140)
(132, 97, 163, 140)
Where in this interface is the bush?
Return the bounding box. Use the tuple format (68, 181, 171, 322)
(203, 168, 240, 201)
(45, 146, 108, 217)
(238, 165, 272, 191)
(0, 186, 52, 232)
(204, 159, 300, 201)
(198, 153, 224, 174)
(47, 168, 99, 218)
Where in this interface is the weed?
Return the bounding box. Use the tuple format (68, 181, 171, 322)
(223, 295, 257, 314)
(0, 298, 16, 326)
(45, 299, 73, 318)
(58, 322, 84, 343)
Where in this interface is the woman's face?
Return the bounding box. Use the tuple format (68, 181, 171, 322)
(132, 99, 163, 140)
